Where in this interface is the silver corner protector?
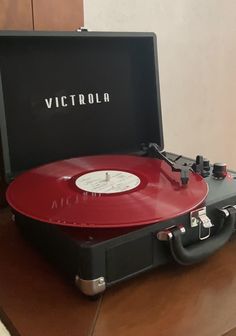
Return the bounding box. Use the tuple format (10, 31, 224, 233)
(75, 275, 106, 296)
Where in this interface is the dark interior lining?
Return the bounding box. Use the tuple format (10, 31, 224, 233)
(0, 34, 163, 178)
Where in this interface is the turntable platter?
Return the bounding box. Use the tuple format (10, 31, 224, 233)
(6, 155, 208, 228)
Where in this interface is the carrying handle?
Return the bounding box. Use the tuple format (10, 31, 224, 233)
(168, 209, 236, 265)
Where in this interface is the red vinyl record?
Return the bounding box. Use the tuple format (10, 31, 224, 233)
(7, 155, 208, 228)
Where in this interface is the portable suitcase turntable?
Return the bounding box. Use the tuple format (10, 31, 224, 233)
(0, 31, 236, 296)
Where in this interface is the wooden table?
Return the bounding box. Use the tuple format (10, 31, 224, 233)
(1, 207, 236, 336)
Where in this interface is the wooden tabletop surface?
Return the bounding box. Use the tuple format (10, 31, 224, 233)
(1, 207, 236, 336)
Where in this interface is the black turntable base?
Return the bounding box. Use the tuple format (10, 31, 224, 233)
(1, 31, 236, 297)
(9, 153, 236, 296)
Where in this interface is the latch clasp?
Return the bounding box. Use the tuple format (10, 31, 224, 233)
(190, 207, 213, 240)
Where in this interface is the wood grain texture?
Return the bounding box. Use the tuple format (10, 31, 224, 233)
(0, 208, 99, 336)
(0, 0, 33, 30)
(93, 237, 236, 336)
(33, 0, 84, 31)
(223, 329, 236, 336)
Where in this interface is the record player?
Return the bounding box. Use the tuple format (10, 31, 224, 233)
(0, 30, 236, 296)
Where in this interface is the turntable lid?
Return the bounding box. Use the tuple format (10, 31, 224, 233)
(0, 31, 163, 181)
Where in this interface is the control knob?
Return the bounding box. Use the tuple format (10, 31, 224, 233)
(212, 163, 227, 179)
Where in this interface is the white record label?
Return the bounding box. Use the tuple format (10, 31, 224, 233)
(75, 170, 141, 194)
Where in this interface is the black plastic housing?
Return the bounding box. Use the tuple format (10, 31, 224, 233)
(14, 155, 236, 286)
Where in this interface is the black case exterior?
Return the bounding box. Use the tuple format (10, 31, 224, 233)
(1, 31, 236, 296)
(14, 157, 236, 293)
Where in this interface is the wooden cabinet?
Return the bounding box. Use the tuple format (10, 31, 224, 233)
(33, 0, 84, 31)
(0, 0, 84, 30)
(0, 0, 33, 30)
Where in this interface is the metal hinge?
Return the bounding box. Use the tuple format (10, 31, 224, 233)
(219, 205, 236, 218)
(157, 225, 186, 241)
